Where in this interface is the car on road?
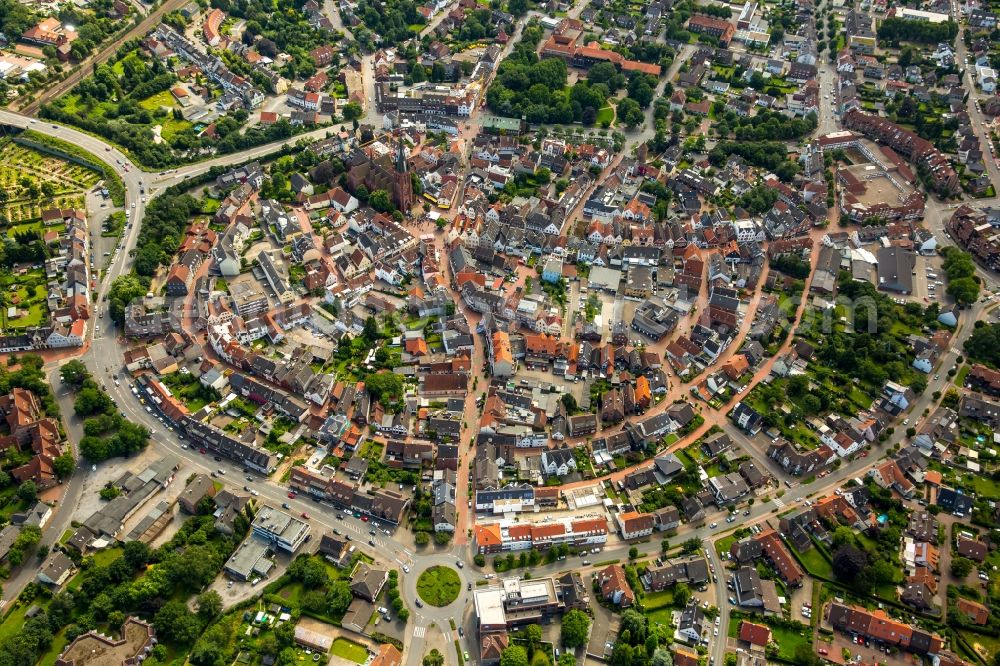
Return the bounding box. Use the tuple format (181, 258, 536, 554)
(361, 515, 369, 522)
(743, 509, 751, 516)
(415, 599, 423, 608)
(458, 627, 464, 637)
(402, 565, 410, 573)
(301, 512, 309, 519)
(456, 560, 464, 568)
(213, 456, 222, 462)
(245, 475, 253, 481)
(287, 491, 297, 498)
(282, 503, 291, 509)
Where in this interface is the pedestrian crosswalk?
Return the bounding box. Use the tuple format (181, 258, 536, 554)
(773, 496, 786, 509)
(413, 625, 426, 639)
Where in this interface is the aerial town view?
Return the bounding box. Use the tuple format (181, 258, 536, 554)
(1, 0, 1000, 664)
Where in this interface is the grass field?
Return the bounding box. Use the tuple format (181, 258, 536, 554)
(416, 566, 461, 607)
(960, 629, 1000, 664)
(771, 623, 812, 660)
(796, 544, 834, 579)
(331, 637, 368, 662)
(596, 106, 614, 125)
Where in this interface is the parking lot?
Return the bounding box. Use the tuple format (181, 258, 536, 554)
(821, 631, 914, 666)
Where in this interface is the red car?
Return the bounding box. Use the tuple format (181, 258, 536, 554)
(860, 451, 868, 458)
(818, 649, 828, 655)
(361, 516, 369, 522)
(287, 491, 297, 498)
(199, 448, 206, 454)
(301, 512, 309, 519)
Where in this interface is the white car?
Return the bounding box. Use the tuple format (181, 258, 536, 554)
(402, 565, 410, 574)
(714, 628, 719, 637)
(709, 522, 718, 529)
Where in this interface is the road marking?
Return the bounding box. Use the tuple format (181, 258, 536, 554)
(442, 630, 451, 642)
(412, 625, 426, 638)
(772, 496, 785, 509)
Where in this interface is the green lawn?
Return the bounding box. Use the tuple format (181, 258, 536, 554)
(715, 535, 737, 558)
(416, 566, 461, 607)
(959, 629, 1000, 664)
(771, 623, 812, 661)
(647, 607, 675, 626)
(330, 637, 368, 662)
(596, 106, 614, 125)
(138, 90, 177, 112)
(955, 365, 970, 387)
(643, 589, 675, 610)
(971, 474, 1000, 499)
(796, 545, 834, 579)
(0, 601, 34, 643)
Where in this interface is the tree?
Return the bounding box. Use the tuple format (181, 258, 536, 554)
(651, 647, 674, 666)
(674, 582, 691, 607)
(500, 645, 529, 666)
(947, 277, 980, 306)
(369, 189, 393, 213)
(832, 545, 868, 582)
(952, 556, 974, 578)
(154, 600, 201, 644)
(561, 609, 591, 648)
(508, 0, 527, 15)
(629, 546, 639, 560)
(327, 580, 353, 617)
(74, 386, 112, 417)
(424, 650, 445, 666)
(415, 531, 430, 546)
(366, 371, 404, 405)
(107, 274, 148, 325)
(474, 553, 486, 566)
(610, 643, 634, 666)
(53, 453, 75, 479)
(123, 540, 150, 569)
(298, 557, 330, 588)
(17, 480, 36, 502)
(196, 591, 222, 621)
(681, 537, 702, 554)
(60, 360, 91, 388)
(618, 98, 645, 128)
(525, 624, 542, 649)
(342, 102, 363, 121)
(433, 530, 452, 545)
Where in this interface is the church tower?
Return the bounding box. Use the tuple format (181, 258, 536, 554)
(393, 136, 414, 212)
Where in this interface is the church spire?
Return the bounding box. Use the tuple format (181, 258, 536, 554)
(395, 136, 407, 173)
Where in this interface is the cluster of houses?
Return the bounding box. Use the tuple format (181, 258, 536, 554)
(0, 208, 92, 352)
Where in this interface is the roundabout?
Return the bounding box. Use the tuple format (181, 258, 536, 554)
(416, 565, 462, 607)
